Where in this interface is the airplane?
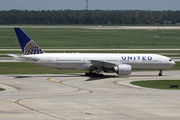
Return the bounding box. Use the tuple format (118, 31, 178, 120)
(9, 28, 175, 77)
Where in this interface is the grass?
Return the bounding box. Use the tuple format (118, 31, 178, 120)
(0, 88, 5, 91)
(0, 27, 179, 74)
(44, 50, 180, 54)
(0, 50, 180, 55)
(131, 80, 180, 89)
(1, 27, 180, 49)
(0, 55, 12, 57)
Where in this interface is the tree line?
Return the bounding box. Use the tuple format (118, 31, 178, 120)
(0, 10, 180, 25)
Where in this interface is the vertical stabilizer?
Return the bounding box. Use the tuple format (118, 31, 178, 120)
(14, 28, 44, 55)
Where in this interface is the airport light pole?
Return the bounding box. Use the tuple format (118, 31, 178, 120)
(86, 0, 88, 10)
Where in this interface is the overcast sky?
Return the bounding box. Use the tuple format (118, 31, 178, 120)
(1, 0, 180, 11)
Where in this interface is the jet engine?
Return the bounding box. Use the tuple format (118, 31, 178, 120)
(114, 64, 132, 75)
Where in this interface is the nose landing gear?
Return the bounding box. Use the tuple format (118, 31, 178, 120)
(159, 69, 164, 76)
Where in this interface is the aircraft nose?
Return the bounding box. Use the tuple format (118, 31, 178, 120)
(171, 61, 176, 66)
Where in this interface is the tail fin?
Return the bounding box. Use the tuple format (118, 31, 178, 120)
(14, 28, 44, 55)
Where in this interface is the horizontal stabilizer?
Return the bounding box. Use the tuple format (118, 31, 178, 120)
(19, 56, 39, 61)
(7, 54, 19, 57)
(7, 54, 39, 61)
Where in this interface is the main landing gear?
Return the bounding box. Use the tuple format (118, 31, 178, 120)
(85, 71, 104, 77)
(159, 69, 163, 76)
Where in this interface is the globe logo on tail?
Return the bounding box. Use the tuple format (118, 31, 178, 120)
(24, 40, 43, 55)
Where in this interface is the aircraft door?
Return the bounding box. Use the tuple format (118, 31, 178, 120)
(47, 57, 58, 69)
(159, 57, 162, 63)
(48, 57, 52, 63)
(157, 57, 163, 69)
(48, 57, 56, 63)
(83, 57, 87, 62)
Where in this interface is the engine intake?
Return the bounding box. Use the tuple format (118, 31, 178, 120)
(114, 64, 132, 75)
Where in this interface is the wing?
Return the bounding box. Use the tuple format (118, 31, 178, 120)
(89, 60, 117, 68)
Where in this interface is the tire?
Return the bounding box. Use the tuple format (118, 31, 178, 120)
(159, 73, 162, 76)
(99, 74, 104, 77)
(85, 72, 89, 76)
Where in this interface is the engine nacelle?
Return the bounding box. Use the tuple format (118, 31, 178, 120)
(114, 64, 132, 75)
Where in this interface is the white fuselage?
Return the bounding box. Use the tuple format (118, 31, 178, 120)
(16, 53, 175, 71)
(12, 28, 176, 76)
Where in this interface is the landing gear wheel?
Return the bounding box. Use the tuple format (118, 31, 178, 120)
(85, 71, 93, 76)
(92, 72, 97, 77)
(159, 73, 162, 76)
(99, 74, 104, 77)
(85, 72, 89, 76)
(85, 71, 104, 77)
(159, 69, 163, 76)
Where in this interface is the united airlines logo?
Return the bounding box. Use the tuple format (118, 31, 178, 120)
(23, 40, 43, 55)
(121, 56, 152, 60)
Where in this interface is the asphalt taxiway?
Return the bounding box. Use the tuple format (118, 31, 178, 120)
(0, 71, 180, 120)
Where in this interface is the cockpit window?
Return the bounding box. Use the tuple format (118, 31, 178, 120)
(169, 59, 172, 61)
